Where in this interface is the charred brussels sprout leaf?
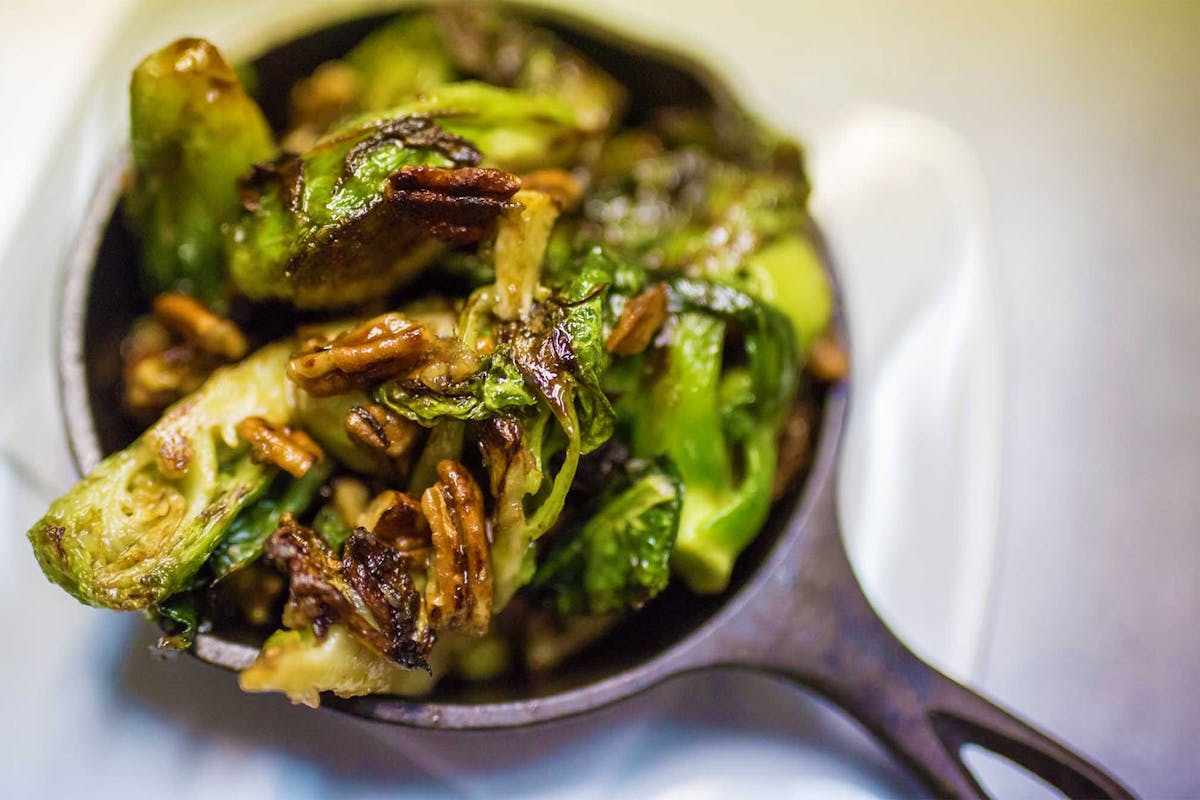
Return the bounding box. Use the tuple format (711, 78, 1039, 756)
(127, 38, 275, 305)
(533, 459, 682, 616)
(263, 517, 433, 670)
(392, 82, 601, 173)
(27, 341, 295, 609)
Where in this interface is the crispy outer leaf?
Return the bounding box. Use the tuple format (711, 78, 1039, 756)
(532, 459, 682, 616)
(27, 341, 294, 609)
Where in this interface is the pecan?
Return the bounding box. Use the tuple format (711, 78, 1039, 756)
(152, 292, 248, 361)
(265, 514, 431, 669)
(519, 169, 585, 211)
(287, 313, 432, 396)
(386, 165, 521, 244)
(285, 61, 361, 152)
(605, 283, 669, 355)
(359, 490, 429, 552)
(124, 344, 212, 418)
(420, 460, 492, 637)
(236, 416, 325, 478)
(121, 316, 214, 418)
(809, 333, 850, 382)
(344, 403, 423, 474)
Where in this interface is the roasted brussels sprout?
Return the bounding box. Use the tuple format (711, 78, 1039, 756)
(533, 459, 682, 615)
(28, 341, 295, 608)
(127, 38, 275, 305)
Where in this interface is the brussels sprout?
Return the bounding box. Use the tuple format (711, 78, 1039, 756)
(625, 280, 798, 593)
(287, 6, 623, 144)
(240, 626, 440, 708)
(127, 38, 275, 305)
(391, 82, 601, 173)
(28, 341, 295, 609)
(228, 108, 520, 309)
(533, 459, 682, 616)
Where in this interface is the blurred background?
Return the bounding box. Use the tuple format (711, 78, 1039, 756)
(2, 1, 1198, 797)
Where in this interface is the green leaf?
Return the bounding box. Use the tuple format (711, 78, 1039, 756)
(533, 459, 683, 615)
(207, 459, 332, 580)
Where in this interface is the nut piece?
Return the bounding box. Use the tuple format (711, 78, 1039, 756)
(121, 316, 214, 418)
(287, 313, 433, 397)
(152, 292, 248, 361)
(420, 460, 492, 637)
(344, 403, 423, 474)
(605, 283, 669, 356)
(284, 61, 361, 153)
(519, 169, 585, 211)
(359, 490, 429, 552)
(809, 333, 850, 382)
(236, 416, 325, 478)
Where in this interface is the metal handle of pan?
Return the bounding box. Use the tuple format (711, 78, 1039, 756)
(729, 470, 1135, 799)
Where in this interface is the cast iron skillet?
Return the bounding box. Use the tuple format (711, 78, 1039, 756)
(56, 6, 1133, 798)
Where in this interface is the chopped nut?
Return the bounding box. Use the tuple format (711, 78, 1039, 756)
(809, 334, 850, 382)
(287, 313, 436, 396)
(152, 292, 248, 361)
(519, 169, 585, 211)
(421, 460, 492, 637)
(359, 490, 429, 551)
(236, 416, 325, 478)
(124, 344, 212, 418)
(344, 403, 423, 475)
(265, 514, 432, 669)
(605, 283, 669, 355)
(286, 61, 361, 149)
(121, 316, 215, 418)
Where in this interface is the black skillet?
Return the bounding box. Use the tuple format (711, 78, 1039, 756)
(55, 6, 1133, 798)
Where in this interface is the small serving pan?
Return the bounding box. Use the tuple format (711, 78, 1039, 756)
(56, 5, 1132, 797)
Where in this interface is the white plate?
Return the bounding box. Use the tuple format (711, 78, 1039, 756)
(0, 3, 1001, 797)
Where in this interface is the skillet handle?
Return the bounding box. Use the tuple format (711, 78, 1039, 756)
(776, 617, 1136, 798)
(739, 469, 1134, 798)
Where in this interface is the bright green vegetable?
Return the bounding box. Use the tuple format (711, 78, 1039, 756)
(206, 459, 332, 580)
(533, 459, 682, 615)
(153, 592, 200, 650)
(312, 503, 354, 553)
(28, 341, 295, 609)
(582, 141, 831, 357)
(127, 37, 275, 305)
(392, 82, 598, 172)
(627, 280, 797, 593)
(343, 13, 458, 112)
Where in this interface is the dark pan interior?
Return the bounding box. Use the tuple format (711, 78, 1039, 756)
(78, 4, 816, 706)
